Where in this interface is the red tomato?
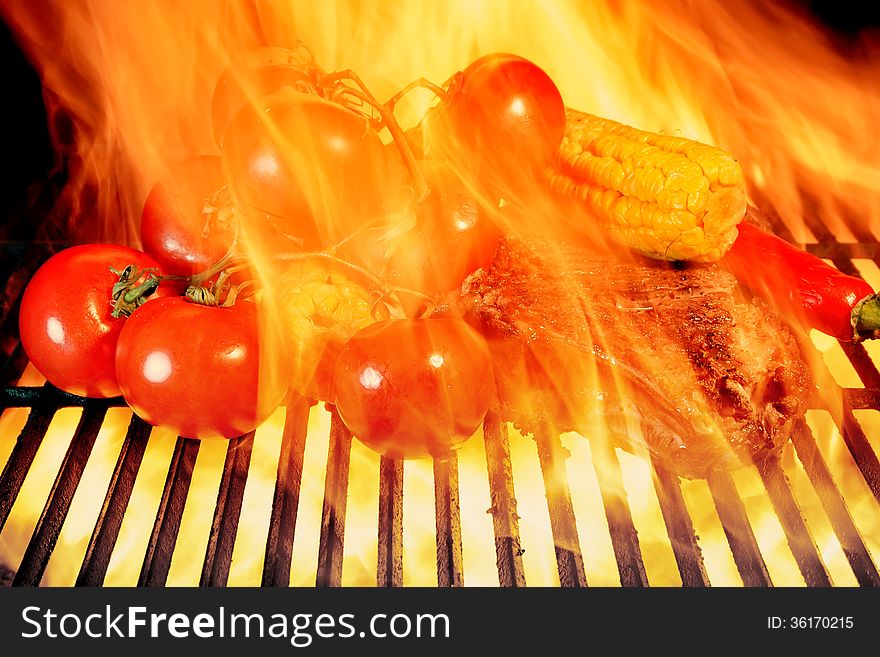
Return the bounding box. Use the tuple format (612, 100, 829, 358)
(437, 53, 565, 187)
(211, 46, 318, 148)
(140, 156, 234, 278)
(383, 160, 500, 300)
(115, 297, 289, 439)
(332, 318, 495, 459)
(18, 244, 166, 398)
(221, 90, 393, 251)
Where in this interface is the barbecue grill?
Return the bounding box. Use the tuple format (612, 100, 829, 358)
(1, 201, 879, 587)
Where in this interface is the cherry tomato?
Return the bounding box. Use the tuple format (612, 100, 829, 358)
(18, 244, 166, 398)
(211, 46, 318, 148)
(140, 156, 234, 278)
(332, 318, 494, 459)
(221, 90, 393, 251)
(115, 297, 289, 439)
(383, 160, 500, 300)
(454, 53, 565, 166)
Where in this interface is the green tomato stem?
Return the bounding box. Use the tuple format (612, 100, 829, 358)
(109, 265, 161, 318)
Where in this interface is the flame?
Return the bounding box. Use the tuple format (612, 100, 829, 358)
(2, 0, 880, 586)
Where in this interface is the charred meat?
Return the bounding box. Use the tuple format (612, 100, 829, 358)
(453, 239, 812, 477)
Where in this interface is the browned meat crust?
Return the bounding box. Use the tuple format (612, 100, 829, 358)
(454, 239, 813, 477)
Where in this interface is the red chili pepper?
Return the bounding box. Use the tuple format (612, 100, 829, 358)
(721, 221, 880, 341)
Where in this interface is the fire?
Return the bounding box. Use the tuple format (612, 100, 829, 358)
(2, 0, 880, 586)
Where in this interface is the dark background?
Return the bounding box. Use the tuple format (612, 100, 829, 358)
(0, 0, 877, 242)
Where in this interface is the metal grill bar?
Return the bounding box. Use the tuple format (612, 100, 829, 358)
(845, 388, 880, 409)
(806, 242, 877, 259)
(76, 415, 151, 586)
(706, 470, 772, 587)
(262, 398, 309, 587)
(433, 452, 464, 587)
(840, 407, 880, 505)
(789, 422, 880, 586)
(2, 386, 127, 408)
(840, 342, 880, 388)
(377, 456, 403, 587)
(200, 432, 255, 587)
(755, 458, 831, 586)
(1, 342, 28, 385)
(650, 455, 710, 587)
(138, 437, 200, 587)
(0, 385, 58, 532)
(315, 407, 351, 587)
(798, 198, 835, 242)
(483, 413, 526, 587)
(590, 438, 648, 587)
(0, 244, 48, 334)
(534, 425, 587, 587)
(13, 402, 107, 586)
(796, 202, 880, 494)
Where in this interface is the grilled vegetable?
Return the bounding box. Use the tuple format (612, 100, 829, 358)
(116, 297, 289, 439)
(546, 108, 747, 263)
(722, 218, 880, 341)
(333, 317, 495, 459)
(18, 245, 167, 398)
(275, 254, 405, 401)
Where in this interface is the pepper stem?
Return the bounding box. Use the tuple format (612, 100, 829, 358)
(852, 293, 880, 341)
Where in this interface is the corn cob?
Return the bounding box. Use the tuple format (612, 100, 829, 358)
(275, 254, 404, 400)
(546, 108, 747, 263)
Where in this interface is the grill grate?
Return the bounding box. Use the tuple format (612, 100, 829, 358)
(2, 216, 880, 587)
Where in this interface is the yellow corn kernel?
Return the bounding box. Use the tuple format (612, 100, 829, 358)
(546, 108, 747, 262)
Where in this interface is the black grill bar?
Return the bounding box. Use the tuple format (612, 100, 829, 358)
(534, 424, 587, 587)
(590, 437, 648, 587)
(844, 388, 880, 409)
(13, 401, 108, 586)
(0, 244, 49, 335)
(262, 398, 309, 587)
(1, 342, 28, 386)
(2, 386, 127, 408)
(0, 384, 59, 532)
(433, 452, 464, 587)
(706, 470, 772, 587)
(650, 455, 710, 587)
(377, 456, 403, 587)
(200, 432, 255, 587)
(805, 242, 877, 260)
(837, 208, 876, 246)
(839, 342, 880, 388)
(789, 422, 880, 586)
(483, 413, 526, 587)
(138, 437, 200, 587)
(840, 406, 880, 505)
(315, 407, 351, 587)
(755, 458, 831, 587)
(76, 414, 151, 586)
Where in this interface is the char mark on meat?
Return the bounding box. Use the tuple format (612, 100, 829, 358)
(454, 239, 812, 477)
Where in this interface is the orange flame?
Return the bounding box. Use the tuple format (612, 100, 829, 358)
(2, 0, 880, 586)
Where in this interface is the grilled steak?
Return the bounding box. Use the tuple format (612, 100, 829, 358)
(452, 239, 812, 477)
